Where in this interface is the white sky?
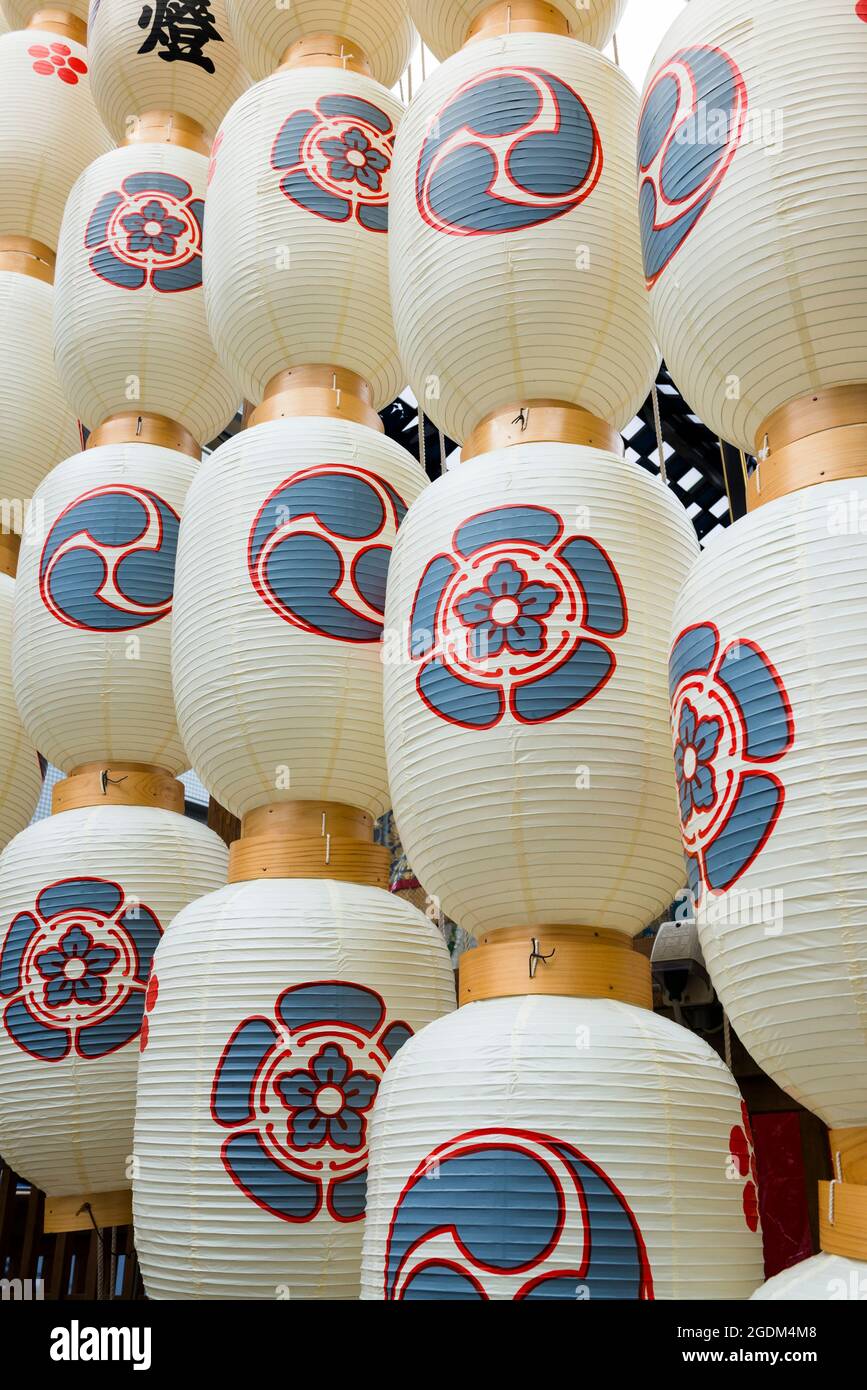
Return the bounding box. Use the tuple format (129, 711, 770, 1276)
(610, 0, 687, 90)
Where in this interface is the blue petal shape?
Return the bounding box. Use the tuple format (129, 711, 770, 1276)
(690, 762, 715, 810)
(329, 1170, 368, 1222)
(4, 999, 70, 1061)
(328, 1108, 365, 1150)
(73, 974, 106, 1005)
(516, 581, 559, 618)
(122, 170, 191, 201)
(487, 560, 523, 598)
(717, 642, 793, 760)
(34, 948, 66, 980)
(152, 255, 202, 293)
(318, 95, 392, 134)
(77, 990, 145, 1058)
(85, 190, 123, 248)
(89, 247, 147, 290)
(223, 1131, 321, 1221)
(693, 716, 722, 761)
(410, 556, 456, 658)
(358, 203, 388, 233)
(455, 506, 561, 558)
(119, 904, 162, 984)
(272, 109, 318, 170)
(38, 879, 123, 921)
(401, 1266, 485, 1300)
(277, 1070, 316, 1111)
(277, 981, 385, 1036)
(0, 913, 39, 996)
(504, 616, 543, 655)
(679, 702, 696, 745)
(669, 623, 718, 704)
(83, 946, 116, 975)
(457, 589, 494, 625)
(212, 1016, 279, 1126)
(380, 1022, 413, 1058)
(703, 772, 783, 894)
(261, 533, 383, 641)
(512, 640, 612, 723)
(250, 473, 386, 567)
(351, 544, 390, 616)
(343, 1072, 377, 1111)
(558, 537, 625, 635)
(45, 976, 73, 1008)
(418, 658, 504, 728)
(279, 170, 350, 222)
(292, 1107, 327, 1149)
(312, 1044, 349, 1086)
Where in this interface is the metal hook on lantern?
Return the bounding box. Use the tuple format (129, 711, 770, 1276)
(529, 938, 555, 979)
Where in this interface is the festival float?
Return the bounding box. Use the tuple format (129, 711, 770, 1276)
(358, 0, 764, 1299)
(0, 0, 237, 1228)
(132, 0, 455, 1299)
(637, 0, 867, 1298)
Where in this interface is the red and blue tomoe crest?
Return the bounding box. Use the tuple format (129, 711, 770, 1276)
(272, 95, 393, 233)
(39, 484, 179, 632)
(85, 171, 204, 292)
(384, 1128, 653, 1300)
(417, 66, 602, 236)
(409, 505, 627, 728)
(670, 622, 794, 904)
(211, 981, 413, 1224)
(638, 46, 747, 287)
(248, 464, 407, 643)
(0, 878, 162, 1062)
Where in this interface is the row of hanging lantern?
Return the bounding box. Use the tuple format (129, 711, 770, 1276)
(132, 0, 456, 1299)
(353, 0, 764, 1300)
(638, 0, 867, 1299)
(0, 0, 238, 1222)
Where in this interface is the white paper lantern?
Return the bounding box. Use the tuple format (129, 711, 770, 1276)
(0, 574, 41, 849)
(204, 66, 402, 410)
(390, 33, 657, 444)
(134, 877, 456, 1299)
(639, 0, 867, 452)
(54, 141, 237, 442)
(360, 995, 764, 1299)
(0, 804, 228, 1195)
(0, 270, 79, 514)
(88, 0, 246, 143)
(384, 444, 698, 938)
(669, 478, 867, 1129)
(13, 442, 196, 774)
(0, 27, 111, 248)
(753, 1254, 867, 1302)
(409, 0, 627, 62)
(173, 417, 426, 819)
(225, 0, 414, 90)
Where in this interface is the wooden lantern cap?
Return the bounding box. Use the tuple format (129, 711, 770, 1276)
(228, 799, 390, 885)
(52, 763, 185, 815)
(87, 411, 200, 459)
(461, 400, 624, 462)
(0, 235, 56, 284)
(44, 1188, 132, 1234)
(458, 925, 653, 1008)
(27, 8, 87, 46)
(124, 109, 210, 155)
(748, 384, 867, 510)
(279, 33, 372, 76)
(248, 366, 383, 433)
(466, 1, 571, 44)
(0, 531, 21, 578)
(819, 1182, 867, 1263)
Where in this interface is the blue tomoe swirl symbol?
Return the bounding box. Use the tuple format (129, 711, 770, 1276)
(39, 484, 180, 631)
(416, 66, 603, 236)
(248, 464, 408, 643)
(638, 45, 747, 287)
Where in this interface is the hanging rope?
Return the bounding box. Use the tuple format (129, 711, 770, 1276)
(651, 380, 669, 485)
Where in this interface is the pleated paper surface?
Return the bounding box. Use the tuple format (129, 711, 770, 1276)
(0, 575, 41, 850)
(410, 0, 628, 62)
(360, 996, 764, 1300)
(0, 805, 228, 1196)
(640, 0, 867, 451)
(88, 0, 246, 142)
(3, 2, 89, 24)
(204, 66, 403, 409)
(13, 442, 197, 774)
(752, 1253, 867, 1301)
(225, 0, 414, 89)
(173, 417, 426, 819)
(671, 479, 867, 1128)
(134, 878, 456, 1299)
(54, 141, 238, 441)
(0, 271, 80, 513)
(384, 443, 698, 938)
(0, 28, 111, 248)
(390, 32, 657, 443)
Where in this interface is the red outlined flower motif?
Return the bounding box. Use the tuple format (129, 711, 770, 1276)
(638, 45, 747, 286)
(29, 42, 88, 84)
(84, 171, 204, 292)
(272, 94, 393, 233)
(0, 878, 162, 1063)
(669, 622, 794, 904)
(211, 981, 413, 1224)
(416, 66, 603, 237)
(139, 971, 159, 1052)
(858, 1, 867, 22)
(385, 1128, 653, 1300)
(409, 505, 628, 729)
(729, 1102, 760, 1233)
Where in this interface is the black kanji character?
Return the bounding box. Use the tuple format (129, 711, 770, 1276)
(137, 0, 223, 74)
